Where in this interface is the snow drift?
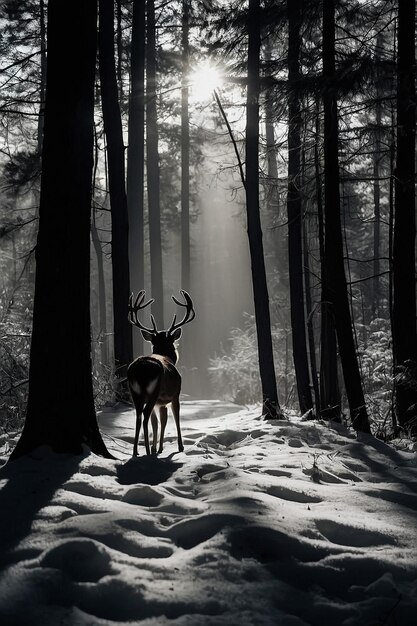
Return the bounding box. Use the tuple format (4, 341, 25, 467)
(0, 400, 416, 625)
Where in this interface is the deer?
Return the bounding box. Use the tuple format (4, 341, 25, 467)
(127, 290, 195, 456)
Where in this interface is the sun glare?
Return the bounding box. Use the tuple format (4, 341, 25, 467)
(189, 62, 223, 102)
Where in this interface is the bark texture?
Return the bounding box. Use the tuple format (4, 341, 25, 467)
(127, 0, 146, 355)
(246, 0, 281, 418)
(393, 0, 417, 429)
(146, 0, 164, 326)
(287, 0, 313, 414)
(99, 0, 133, 374)
(322, 0, 370, 433)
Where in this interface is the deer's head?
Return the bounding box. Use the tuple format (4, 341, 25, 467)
(128, 290, 195, 363)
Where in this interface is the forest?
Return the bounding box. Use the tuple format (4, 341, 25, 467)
(0, 0, 416, 447)
(0, 1, 417, 624)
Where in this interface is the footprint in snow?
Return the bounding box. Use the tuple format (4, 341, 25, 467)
(229, 525, 327, 563)
(315, 519, 396, 547)
(263, 468, 292, 478)
(167, 513, 244, 549)
(193, 463, 228, 480)
(122, 485, 164, 507)
(364, 488, 417, 511)
(38, 538, 114, 582)
(266, 484, 322, 504)
(250, 429, 268, 439)
(199, 430, 248, 449)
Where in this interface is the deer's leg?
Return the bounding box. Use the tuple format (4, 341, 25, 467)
(171, 395, 183, 453)
(132, 396, 144, 457)
(143, 400, 156, 455)
(158, 406, 168, 454)
(151, 410, 158, 455)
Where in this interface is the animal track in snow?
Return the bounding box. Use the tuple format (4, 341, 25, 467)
(266, 485, 322, 504)
(263, 468, 292, 478)
(101, 534, 174, 559)
(38, 538, 114, 582)
(194, 463, 229, 479)
(250, 429, 268, 439)
(315, 519, 396, 548)
(229, 525, 327, 563)
(75, 576, 225, 622)
(363, 488, 417, 511)
(122, 485, 164, 507)
(200, 430, 248, 449)
(166, 513, 244, 549)
(55, 516, 173, 559)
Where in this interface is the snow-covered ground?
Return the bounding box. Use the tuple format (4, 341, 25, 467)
(0, 400, 417, 625)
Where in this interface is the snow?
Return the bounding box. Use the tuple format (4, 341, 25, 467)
(0, 400, 416, 625)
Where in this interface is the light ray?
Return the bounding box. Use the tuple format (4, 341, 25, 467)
(189, 62, 223, 102)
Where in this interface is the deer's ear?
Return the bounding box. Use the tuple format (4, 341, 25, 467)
(141, 330, 154, 342)
(171, 328, 182, 341)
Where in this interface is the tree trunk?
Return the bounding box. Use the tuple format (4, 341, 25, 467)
(389, 105, 396, 430)
(393, 0, 417, 430)
(127, 0, 146, 355)
(372, 36, 383, 319)
(302, 133, 320, 414)
(315, 100, 340, 417)
(99, 0, 133, 375)
(181, 0, 191, 293)
(246, 0, 281, 418)
(322, 0, 370, 433)
(10, 0, 110, 460)
(303, 211, 320, 413)
(265, 98, 279, 218)
(372, 119, 381, 319)
(146, 0, 164, 327)
(36, 0, 47, 156)
(116, 0, 124, 101)
(91, 219, 109, 368)
(287, 0, 313, 414)
(263, 42, 283, 284)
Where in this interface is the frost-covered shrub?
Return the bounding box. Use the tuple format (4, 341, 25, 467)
(357, 317, 393, 435)
(92, 361, 116, 410)
(208, 314, 293, 406)
(0, 321, 30, 433)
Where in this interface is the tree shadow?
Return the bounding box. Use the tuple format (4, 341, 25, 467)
(0, 451, 82, 567)
(116, 454, 183, 486)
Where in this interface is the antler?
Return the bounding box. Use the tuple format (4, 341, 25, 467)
(128, 290, 158, 333)
(168, 290, 195, 335)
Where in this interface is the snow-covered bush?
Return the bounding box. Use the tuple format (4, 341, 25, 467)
(357, 317, 393, 436)
(0, 322, 30, 433)
(208, 314, 294, 406)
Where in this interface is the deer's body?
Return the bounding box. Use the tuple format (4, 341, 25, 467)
(127, 291, 194, 456)
(127, 354, 182, 455)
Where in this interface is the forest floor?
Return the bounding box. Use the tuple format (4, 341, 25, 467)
(0, 400, 417, 625)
